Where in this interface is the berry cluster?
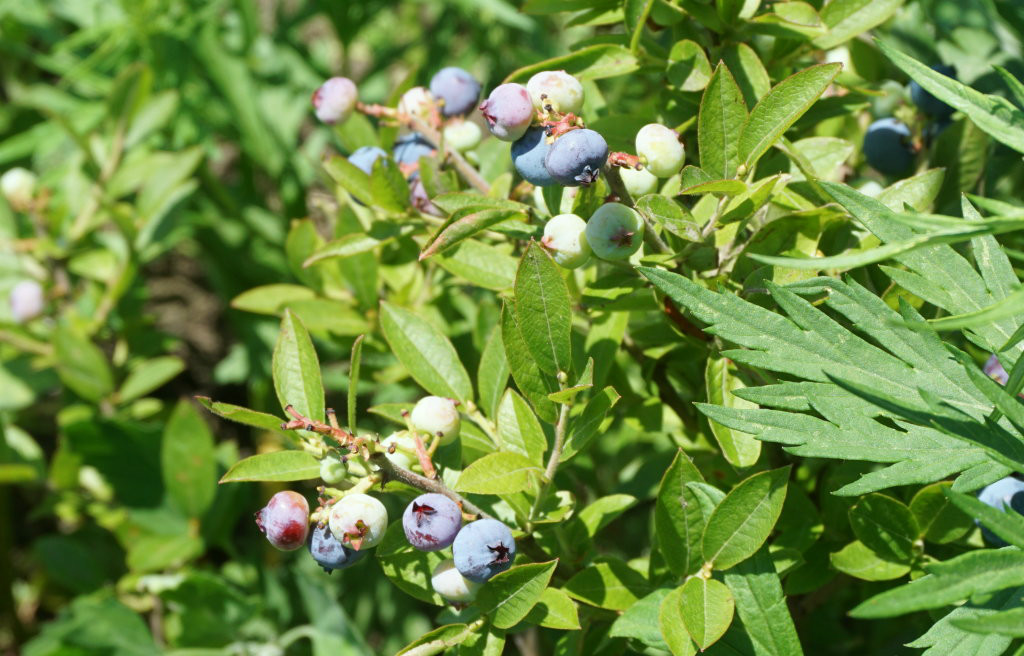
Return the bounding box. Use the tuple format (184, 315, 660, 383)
(863, 64, 956, 177)
(253, 395, 516, 605)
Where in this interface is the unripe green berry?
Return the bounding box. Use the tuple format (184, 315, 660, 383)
(320, 456, 348, 484)
(541, 213, 591, 269)
(585, 203, 645, 261)
(380, 431, 418, 471)
(635, 124, 685, 178)
(410, 396, 460, 445)
(620, 167, 659, 198)
(442, 120, 483, 152)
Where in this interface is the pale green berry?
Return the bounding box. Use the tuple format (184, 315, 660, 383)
(320, 456, 348, 484)
(328, 493, 388, 551)
(620, 167, 659, 198)
(585, 203, 645, 261)
(398, 86, 436, 123)
(1, 168, 37, 210)
(635, 124, 685, 178)
(541, 213, 591, 269)
(442, 120, 483, 152)
(380, 431, 417, 471)
(410, 396, 460, 445)
(527, 71, 584, 115)
(432, 558, 481, 603)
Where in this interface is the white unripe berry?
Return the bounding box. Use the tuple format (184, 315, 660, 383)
(541, 213, 591, 269)
(328, 493, 388, 551)
(398, 86, 436, 123)
(619, 167, 659, 198)
(527, 71, 585, 115)
(432, 558, 481, 603)
(635, 124, 685, 178)
(1, 168, 37, 210)
(9, 280, 44, 323)
(410, 396, 460, 445)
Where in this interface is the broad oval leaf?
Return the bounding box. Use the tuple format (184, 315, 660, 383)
(162, 400, 216, 517)
(848, 493, 919, 563)
(655, 450, 707, 577)
(497, 389, 547, 465)
(515, 242, 572, 377)
(699, 62, 747, 180)
(195, 396, 288, 434)
(54, 325, 114, 402)
(501, 303, 559, 423)
(220, 450, 321, 483)
(272, 310, 324, 421)
(504, 45, 639, 83)
(420, 208, 528, 260)
(679, 577, 735, 650)
(522, 587, 581, 630)
(814, 0, 903, 49)
(702, 466, 790, 570)
(476, 560, 557, 629)
(830, 540, 910, 581)
(563, 559, 650, 611)
(909, 482, 972, 544)
(380, 301, 474, 402)
(453, 452, 542, 494)
(659, 585, 698, 656)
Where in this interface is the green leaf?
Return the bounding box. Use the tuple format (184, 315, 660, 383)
(705, 355, 761, 467)
(118, 356, 185, 403)
(667, 40, 713, 92)
(720, 43, 771, 107)
(944, 487, 1024, 548)
(814, 0, 903, 49)
(830, 540, 911, 581)
(162, 400, 216, 517)
(878, 40, 1024, 155)
(609, 588, 670, 650)
(515, 242, 573, 376)
(522, 587, 581, 630)
(368, 157, 411, 213)
(454, 452, 543, 494)
(436, 240, 519, 291)
(303, 232, 400, 267)
(195, 396, 287, 434)
(503, 45, 639, 83)
(477, 324, 509, 418)
(219, 450, 321, 483)
(54, 325, 114, 402)
(625, 0, 655, 53)
(421, 209, 529, 260)
(995, 65, 1024, 109)
(272, 310, 324, 421)
(377, 522, 447, 606)
(876, 168, 945, 212)
(635, 194, 702, 242)
(907, 586, 1019, 654)
(563, 559, 650, 611)
(952, 608, 1024, 637)
(659, 586, 698, 656)
(679, 577, 735, 650)
(380, 301, 474, 402)
(348, 335, 364, 433)
(702, 466, 790, 570)
(396, 624, 474, 655)
(851, 550, 1024, 618)
(655, 450, 707, 577)
(126, 533, 203, 573)
(926, 288, 1024, 332)
(722, 546, 803, 656)
(561, 386, 620, 460)
(847, 493, 919, 563)
(323, 155, 374, 206)
(737, 63, 841, 169)
(578, 494, 638, 537)
(909, 482, 973, 544)
(476, 560, 557, 629)
(501, 303, 559, 423)
(497, 390, 547, 465)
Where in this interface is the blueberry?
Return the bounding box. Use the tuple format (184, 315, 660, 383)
(393, 133, 436, 166)
(9, 279, 44, 324)
(871, 80, 907, 118)
(410, 396, 460, 445)
(635, 124, 685, 178)
(862, 118, 914, 176)
(479, 83, 534, 142)
(430, 67, 481, 117)
(984, 354, 1009, 386)
(910, 65, 956, 119)
(527, 70, 584, 115)
(544, 128, 608, 187)
(309, 524, 365, 572)
(312, 77, 358, 125)
(442, 119, 483, 152)
(976, 477, 1024, 546)
(402, 493, 463, 551)
(348, 146, 388, 175)
(452, 518, 516, 583)
(542, 213, 591, 269)
(328, 492, 389, 551)
(255, 491, 309, 551)
(1, 167, 36, 211)
(398, 86, 436, 123)
(432, 558, 481, 604)
(511, 127, 556, 187)
(619, 167, 659, 198)
(379, 431, 418, 471)
(585, 202, 645, 261)
(410, 177, 442, 216)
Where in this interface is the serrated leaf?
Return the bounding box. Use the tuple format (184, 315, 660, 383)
(162, 400, 216, 517)
(738, 63, 841, 169)
(380, 301, 474, 402)
(952, 607, 1024, 637)
(453, 452, 542, 494)
(679, 577, 734, 650)
(272, 310, 324, 421)
(944, 487, 1024, 549)
(702, 466, 790, 570)
(515, 242, 572, 377)
(219, 450, 321, 483)
(476, 560, 557, 629)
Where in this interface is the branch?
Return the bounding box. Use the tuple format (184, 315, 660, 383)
(525, 399, 571, 531)
(368, 451, 491, 519)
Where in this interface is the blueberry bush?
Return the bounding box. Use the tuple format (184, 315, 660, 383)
(5, 0, 1024, 654)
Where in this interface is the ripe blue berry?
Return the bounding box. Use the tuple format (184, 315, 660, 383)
(479, 84, 534, 142)
(542, 213, 591, 269)
(402, 493, 463, 551)
(544, 129, 608, 187)
(862, 118, 914, 176)
(410, 177, 442, 216)
(985, 354, 1009, 385)
(432, 558, 481, 604)
(255, 491, 309, 551)
(410, 396, 460, 445)
(452, 518, 516, 583)
(585, 202, 645, 261)
(9, 279, 44, 323)
(976, 477, 1024, 546)
(393, 133, 436, 166)
(910, 65, 956, 119)
(312, 77, 357, 125)
(527, 70, 584, 115)
(430, 67, 481, 117)
(511, 127, 556, 187)
(309, 524, 365, 572)
(328, 493, 389, 551)
(635, 124, 685, 178)
(348, 146, 388, 175)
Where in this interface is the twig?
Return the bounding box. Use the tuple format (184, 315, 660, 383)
(525, 398, 571, 531)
